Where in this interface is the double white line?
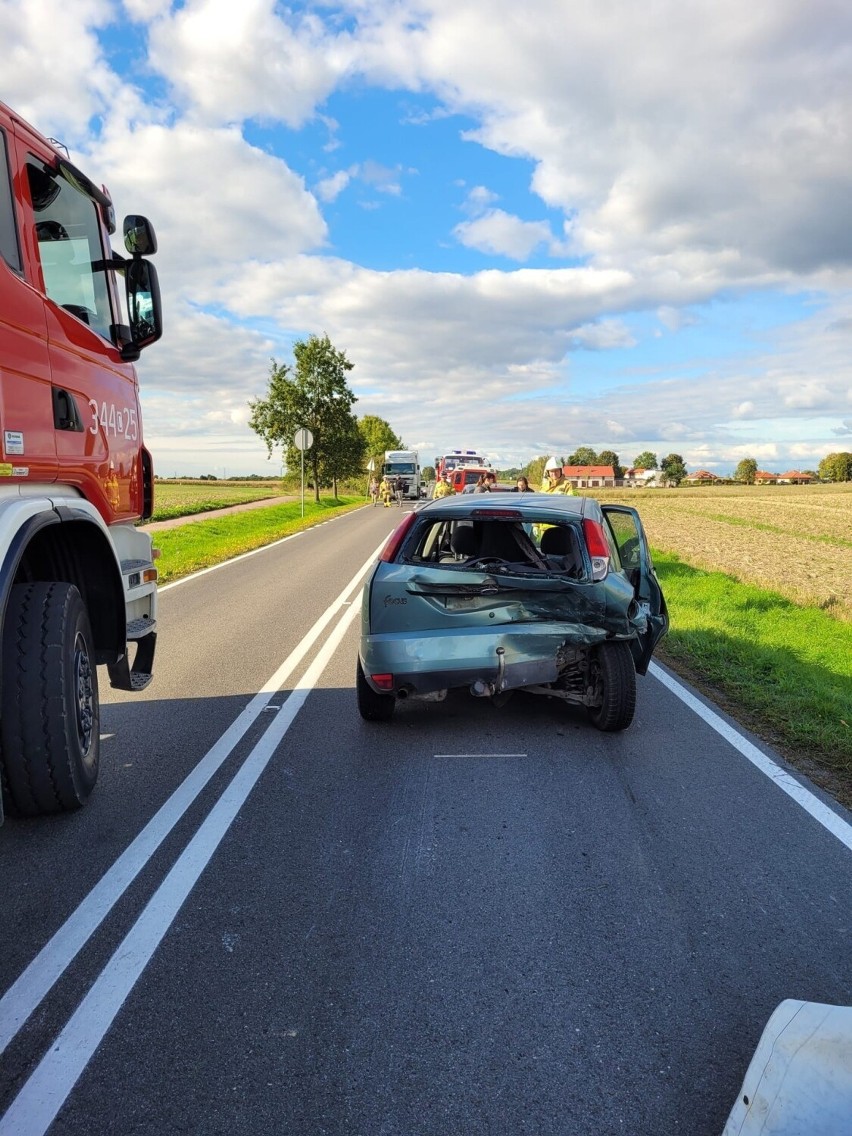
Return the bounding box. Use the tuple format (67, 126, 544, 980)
(0, 539, 385, 1136)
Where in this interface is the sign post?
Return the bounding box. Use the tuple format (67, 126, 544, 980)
(293, 427, 314, 517)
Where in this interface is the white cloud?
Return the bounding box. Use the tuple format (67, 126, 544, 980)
(91, 120, 327, 279)
(144, 0, 353, 128)
(454, 209, 553, 260)
(570, 321, 636, 351)
(731, 401, 755, 418)
(315, 169, 352, 202)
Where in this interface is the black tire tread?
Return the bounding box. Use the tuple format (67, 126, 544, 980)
(0, 582, 99, 816)
(587, 641, 636, 732)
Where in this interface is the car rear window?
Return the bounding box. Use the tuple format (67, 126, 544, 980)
(403, 517, 587, 579)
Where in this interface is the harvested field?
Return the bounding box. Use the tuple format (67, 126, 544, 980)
(586, 483, 852, 621)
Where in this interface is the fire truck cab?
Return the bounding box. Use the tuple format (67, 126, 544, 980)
(0, 100, 163, 819)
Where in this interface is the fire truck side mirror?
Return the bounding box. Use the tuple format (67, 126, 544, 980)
(123, 214, 158, 257)
(122, 258, 163, 359)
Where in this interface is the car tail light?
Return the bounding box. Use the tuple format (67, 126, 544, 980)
(372, 673, 395, 691)
(582, 518, 610, 581)
(379, 510, 417, 562)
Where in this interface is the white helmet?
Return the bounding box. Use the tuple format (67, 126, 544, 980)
(544, 456, 561, 471)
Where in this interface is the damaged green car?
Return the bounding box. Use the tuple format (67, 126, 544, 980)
(357, 493, 668, 731)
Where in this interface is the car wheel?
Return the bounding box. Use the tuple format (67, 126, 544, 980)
(586, 641, 636, 732)
(1, 582, 100, 815)
(356, 658, 395, 722)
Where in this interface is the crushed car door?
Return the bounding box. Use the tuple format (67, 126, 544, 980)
(601, 505, 669, 674)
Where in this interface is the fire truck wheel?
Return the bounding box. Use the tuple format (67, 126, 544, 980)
(0, 582, 100, 816)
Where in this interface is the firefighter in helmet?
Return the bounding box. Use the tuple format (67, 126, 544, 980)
(432, 473, 454, 499)
(541, 456, 575, 495)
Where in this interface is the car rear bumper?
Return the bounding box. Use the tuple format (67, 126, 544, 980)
(361, 621, 611, 696)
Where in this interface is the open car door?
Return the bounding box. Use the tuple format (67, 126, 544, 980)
(601, 504, 669, 674)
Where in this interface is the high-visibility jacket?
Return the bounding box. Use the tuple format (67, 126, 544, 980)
(540, 476, 575, 495)
(433, 479, 454, 499)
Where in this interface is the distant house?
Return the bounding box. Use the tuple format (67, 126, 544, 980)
(683, 470, 721, 484)
(562, 465, 616, 488)
(754, 470, 778, 484)
(777, 470, 815, 484)
(619, 467, 667, 488)
(622, 468, 658, 486)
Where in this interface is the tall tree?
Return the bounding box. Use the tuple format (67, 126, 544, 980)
(567, 445, 598, 465)
(661, 453, 688, 485)
(324, 407, 367, 497)
(734, 458, 758, 484)
(597, 449, 623, 478)
(248, 334, 357, 502)
(633, 451, 658, 470)
(359, 415, 403, 471)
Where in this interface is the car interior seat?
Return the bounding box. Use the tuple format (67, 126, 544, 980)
(449, 524, 479, 560)
(540, 525, 583, 575)
(478, 522, 525, 561)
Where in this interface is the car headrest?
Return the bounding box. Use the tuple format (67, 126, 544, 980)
(451, 525, 478, 557)
(540, 526, 573, 556)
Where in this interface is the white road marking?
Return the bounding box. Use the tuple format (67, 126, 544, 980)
(0, 541, 384, 1057)
(650, 662, 852, 854)
(0, 600, 363, 1136)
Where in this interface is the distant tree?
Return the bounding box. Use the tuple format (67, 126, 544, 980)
(567, 445, 598, 466)
(734, 458, 758, 484)
(633, 450, 658, 470)
(660, 453, 688, 485)
(248, 334, 357, 503)
(525, 455, 548, 489)
(597, 449, 623, 478)
(818, 452, 852, 482)
(359, 414, 403, 471)
(422, 465, 436, 482)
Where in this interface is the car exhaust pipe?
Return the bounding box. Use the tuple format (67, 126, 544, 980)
(396, 686, 411, 699)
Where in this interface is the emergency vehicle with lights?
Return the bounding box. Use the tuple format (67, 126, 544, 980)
(0, 100, 163, 820)
(434, 450, 491, 481)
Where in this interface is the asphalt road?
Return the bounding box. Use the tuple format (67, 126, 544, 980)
(2, 503, 851, 1135)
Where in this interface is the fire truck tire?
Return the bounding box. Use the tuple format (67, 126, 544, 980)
(0, 582, 100, 816)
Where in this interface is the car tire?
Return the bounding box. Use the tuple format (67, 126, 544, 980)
(1, 582, 100, 815)
(586, 641, 636, 732)
(356, 658, 395, 722)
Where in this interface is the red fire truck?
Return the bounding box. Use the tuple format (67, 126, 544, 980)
(0, 100, 163, 820)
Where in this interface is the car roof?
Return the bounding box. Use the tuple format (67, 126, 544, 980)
(421, 492, 598, 519)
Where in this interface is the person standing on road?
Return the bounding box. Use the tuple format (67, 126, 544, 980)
(541, 456, 575, 495)
(433, 474, 454, 499)
(380, 476, 393, 507)
(369, 476, 379, 506)
(514, 476, 533, 492)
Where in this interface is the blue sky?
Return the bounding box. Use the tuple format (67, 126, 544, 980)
(3, 0, 851, 476)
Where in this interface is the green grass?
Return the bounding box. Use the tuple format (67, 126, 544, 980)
(652, 550, 852, 803)
(151, 480, 284, 521)
(153, 496, 364, 582)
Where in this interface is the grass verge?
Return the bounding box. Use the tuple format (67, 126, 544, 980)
(652, 550, 852, 807)
(153, 496, 365, 583)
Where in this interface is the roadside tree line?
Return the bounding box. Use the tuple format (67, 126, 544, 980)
(518, 450, 689, 487)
